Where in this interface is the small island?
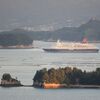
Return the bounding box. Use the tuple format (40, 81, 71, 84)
(33, 67, 100, 89)
(0, 73, 23, 87)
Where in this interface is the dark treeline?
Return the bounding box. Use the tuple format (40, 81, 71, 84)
(33, 67, 100, 85)
(0, 33, 33, 46)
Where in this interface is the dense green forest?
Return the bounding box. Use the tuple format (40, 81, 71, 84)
(33, 67, 100, 85)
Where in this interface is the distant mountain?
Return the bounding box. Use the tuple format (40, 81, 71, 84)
(51, 18, 100, 41)
(78, 18, 100, 41)
(0, 18, 100, 46)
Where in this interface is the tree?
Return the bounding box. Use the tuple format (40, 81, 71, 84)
(2, 73, 12, 81)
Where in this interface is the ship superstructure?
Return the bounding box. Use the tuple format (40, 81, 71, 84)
(43, 39, 99, 53)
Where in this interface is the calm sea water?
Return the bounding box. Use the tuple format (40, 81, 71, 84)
(0, 41, 100, 100)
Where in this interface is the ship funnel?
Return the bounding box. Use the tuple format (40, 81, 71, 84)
(82, 37, 88, 43)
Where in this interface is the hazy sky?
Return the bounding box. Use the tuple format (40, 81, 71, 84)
(0, 0, 100, 30)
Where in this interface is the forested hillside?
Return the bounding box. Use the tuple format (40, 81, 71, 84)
(0, 19, 100, 46)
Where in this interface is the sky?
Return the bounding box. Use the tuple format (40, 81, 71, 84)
(0, 0, 100, 30)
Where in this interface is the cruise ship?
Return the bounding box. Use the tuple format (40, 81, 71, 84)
(43, 38, 99, 53)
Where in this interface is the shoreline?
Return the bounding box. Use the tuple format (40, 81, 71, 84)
(34, 83, 100, 89)
(0, 84, 100, 89)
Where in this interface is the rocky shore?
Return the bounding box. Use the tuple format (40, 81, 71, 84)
(0, 73, 22, 87)
(33, 82, 100, 89)
(43, 84, 100, 89)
